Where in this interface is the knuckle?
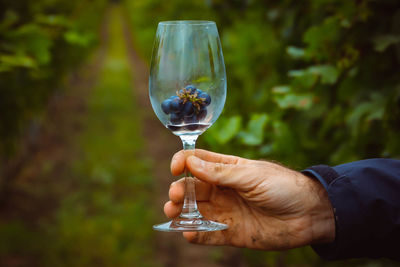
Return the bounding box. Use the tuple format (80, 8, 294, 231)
(198, 232, 214, 244)
(212, 163, 234, 184)
(212, 163, 226, 184)
(213, 162, 224, 173)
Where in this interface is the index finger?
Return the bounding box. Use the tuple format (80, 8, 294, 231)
(170, 149, 245, 176)
(194, 149, 244, 165)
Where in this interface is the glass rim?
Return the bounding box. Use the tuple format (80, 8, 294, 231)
(158, 20, 215, 26)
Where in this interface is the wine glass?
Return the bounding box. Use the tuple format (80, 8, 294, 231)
(149, 20, 228, 232)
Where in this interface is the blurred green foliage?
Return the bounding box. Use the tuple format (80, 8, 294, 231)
(124, 0, 400, 168)
(1, 5, 157, 266)
(0, 0, 106, 156)
(124, 0, 400, 265)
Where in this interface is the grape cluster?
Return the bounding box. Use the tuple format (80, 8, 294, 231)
(161, 85, 211, 125)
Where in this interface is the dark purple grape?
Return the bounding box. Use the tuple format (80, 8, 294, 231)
(167, 124, 180, 131)
(161, 99, 172, 114)
(185, 85, 197, 94)
(170, 96, 182, 113)
(184, 114, 199, 124)
(186, 124, 199, 131)
(182, 101, 195, 117)
(198, 108, 207, 120)
(199, 92, 211, 106)
(170, 112, 183, 124)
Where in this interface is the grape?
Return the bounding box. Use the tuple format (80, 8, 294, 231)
(170, 112, 183, 124)
(182, 101, 195, 117)
(198, 107, 207, 120)
(184, 114, 199, 124)
(185, 85, 197, 94)
(161, 99, 172, 114)
(170, 96, 182, 113)
(199, 92, 211, 106)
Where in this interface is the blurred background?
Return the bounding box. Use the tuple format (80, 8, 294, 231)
(1, 0, 399, 266)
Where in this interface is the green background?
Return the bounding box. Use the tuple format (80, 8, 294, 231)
(1, 0, 399, 266)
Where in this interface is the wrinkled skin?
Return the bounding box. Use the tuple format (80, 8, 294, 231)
(164, 149, 335, 250)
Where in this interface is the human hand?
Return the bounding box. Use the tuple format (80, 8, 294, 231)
(164, 149, 335, 250)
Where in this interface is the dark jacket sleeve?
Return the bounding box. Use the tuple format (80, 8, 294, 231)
(302, 158, 400, 261)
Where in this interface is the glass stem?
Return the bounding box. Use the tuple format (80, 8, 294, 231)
(179, 135, 202, 219)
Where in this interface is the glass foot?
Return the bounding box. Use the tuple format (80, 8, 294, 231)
(153, 218, 228, 232)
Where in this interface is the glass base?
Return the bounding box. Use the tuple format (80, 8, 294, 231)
(153, 218, 228, 232)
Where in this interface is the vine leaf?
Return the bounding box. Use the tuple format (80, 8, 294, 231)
(373, 35, 400, 52)
(239, 114, 268, 146)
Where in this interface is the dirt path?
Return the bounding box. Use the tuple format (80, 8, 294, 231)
(120, 8, 246, 267)
(0, 4, 246, 267)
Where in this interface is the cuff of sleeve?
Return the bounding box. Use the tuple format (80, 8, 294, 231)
(301, 165, 340, 260)
(301, 165, 340, 191)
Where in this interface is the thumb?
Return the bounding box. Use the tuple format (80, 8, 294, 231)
(186, 155, 244, 189)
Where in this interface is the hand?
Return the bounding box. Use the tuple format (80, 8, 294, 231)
(164, 149, 335, 250)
